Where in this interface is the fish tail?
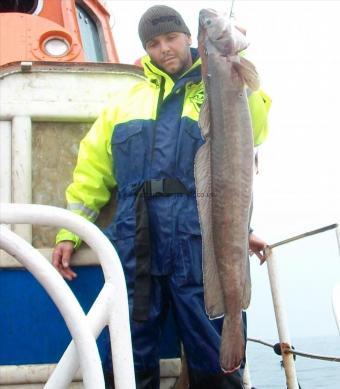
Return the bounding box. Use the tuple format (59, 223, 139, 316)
(220, 313, 245, 373)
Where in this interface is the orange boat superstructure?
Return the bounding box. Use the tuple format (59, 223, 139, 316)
(0, 0, 119, 66)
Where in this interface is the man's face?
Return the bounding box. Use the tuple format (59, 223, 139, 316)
(145, 32, 193, 77)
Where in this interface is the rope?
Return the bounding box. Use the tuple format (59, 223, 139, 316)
(248, 337, 340, 362)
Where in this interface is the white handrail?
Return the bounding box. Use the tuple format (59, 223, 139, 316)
(0, 203, 135, 389)
(264, 223, 340, 388)
(0, 226, 105, 388)
(265, 248, 299, 389)
(333, 284, 340, 335)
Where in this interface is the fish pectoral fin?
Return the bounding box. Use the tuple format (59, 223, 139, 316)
(232, 56, 260, 91)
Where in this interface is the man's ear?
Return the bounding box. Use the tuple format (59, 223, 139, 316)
(187, 34, 192, 46)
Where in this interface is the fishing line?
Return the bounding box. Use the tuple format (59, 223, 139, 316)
(229, 0, 236, 18)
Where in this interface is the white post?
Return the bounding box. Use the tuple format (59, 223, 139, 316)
(242, 361, 252, 389)
(0, 121, 12, 262)
(12, 116, 32, 242)
(0, 121, 11, 204)
(265, 248, 299, 389)
(332, 284, 340, 335)
(107, 292, 135, 389)
(0, 226, 105, 388)
(0, 203, 135, 389)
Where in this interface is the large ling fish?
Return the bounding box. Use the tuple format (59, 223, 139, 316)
(195, 9, 259, 372)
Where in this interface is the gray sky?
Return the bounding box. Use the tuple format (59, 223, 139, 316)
(106, 0, 340, 340)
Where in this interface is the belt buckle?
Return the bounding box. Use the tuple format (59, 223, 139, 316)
(150, 179, 164, 196)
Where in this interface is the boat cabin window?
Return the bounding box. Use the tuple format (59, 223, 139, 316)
(0, 0, 39, 13)
(76, 4, 104, 62)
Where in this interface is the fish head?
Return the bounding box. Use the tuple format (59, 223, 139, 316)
(199, 8, 234, 55)
(198, 8, 248, 56)
(199, 9, 229, 40)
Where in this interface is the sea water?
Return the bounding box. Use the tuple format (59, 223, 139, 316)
(246, 335, 340, 388)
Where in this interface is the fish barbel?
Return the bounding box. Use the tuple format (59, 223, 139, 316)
(195, 8, 259, 372)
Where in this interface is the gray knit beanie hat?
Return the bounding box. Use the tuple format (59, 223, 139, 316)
(138, 5, 190, 48)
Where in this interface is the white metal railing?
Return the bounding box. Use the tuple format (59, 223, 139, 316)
(265, 247, 299, 389)
(265, 223, 339, 389)
(333, 226, 340, 334)
(1, 203, 338, 388)
(0, 226, 105, 388)
(333, 283, 340, 334)
(0, 203, 135, 389)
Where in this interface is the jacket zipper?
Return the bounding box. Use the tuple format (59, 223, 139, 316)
(150, 77, 165, 167)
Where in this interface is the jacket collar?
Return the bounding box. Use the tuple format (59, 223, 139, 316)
(141, 48, 202, 97)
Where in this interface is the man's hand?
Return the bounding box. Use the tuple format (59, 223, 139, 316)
(52, 241, 77, 280)
(249, 232, 268, 265)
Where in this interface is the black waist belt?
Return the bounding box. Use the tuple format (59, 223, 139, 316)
(142, 178, 188, 197)
(133, 178, 189, 322)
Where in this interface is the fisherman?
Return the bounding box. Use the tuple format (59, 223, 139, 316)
(52, 5, 270, 388)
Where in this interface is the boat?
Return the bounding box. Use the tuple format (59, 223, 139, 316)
(1, 1, 339, 388)
(0, 1, 181, 387)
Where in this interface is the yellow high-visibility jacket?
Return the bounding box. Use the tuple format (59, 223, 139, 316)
(56, 51, 271, 248)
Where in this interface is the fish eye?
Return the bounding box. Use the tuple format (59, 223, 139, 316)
(206, 19, 212, 26)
